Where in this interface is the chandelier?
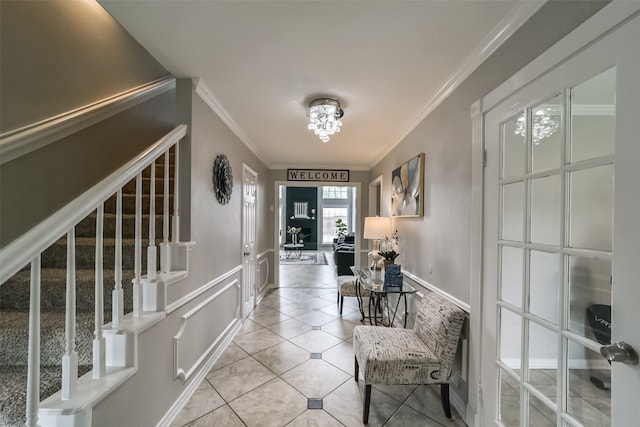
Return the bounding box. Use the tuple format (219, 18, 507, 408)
(514, 106, 560, 144)
(307, 98, 344, 143)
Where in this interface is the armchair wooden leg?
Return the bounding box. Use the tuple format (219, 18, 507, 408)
(363, 384, 371, 424)
(354, 356, 359, 381)
(340, 296, 344, 314)
(440, 383, 452, 418)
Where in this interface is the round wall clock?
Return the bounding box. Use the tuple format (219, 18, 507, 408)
(213, 154, 233, 204)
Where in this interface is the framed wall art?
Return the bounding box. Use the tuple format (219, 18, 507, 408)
(391, 153, 424, 217)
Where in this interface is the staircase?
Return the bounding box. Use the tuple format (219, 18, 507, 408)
(0, 133, 183, 426)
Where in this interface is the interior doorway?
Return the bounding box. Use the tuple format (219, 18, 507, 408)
(274, 181, 361, 287)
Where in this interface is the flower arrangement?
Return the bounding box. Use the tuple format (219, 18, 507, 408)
(287, 226, 302, 235)
(379, 229, 400, 262)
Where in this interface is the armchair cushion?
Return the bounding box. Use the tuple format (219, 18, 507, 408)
(354, 326, 442, 384)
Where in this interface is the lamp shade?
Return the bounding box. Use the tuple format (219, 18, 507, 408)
(363, 217, 391, 240)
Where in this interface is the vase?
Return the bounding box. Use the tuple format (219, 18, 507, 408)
(292, 234, 298, 245)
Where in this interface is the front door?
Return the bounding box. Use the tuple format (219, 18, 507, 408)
(242, 165, 257, 320)
(481, 12, 640, 426)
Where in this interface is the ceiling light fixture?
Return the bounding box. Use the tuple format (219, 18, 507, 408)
(307, 98, 344, 143)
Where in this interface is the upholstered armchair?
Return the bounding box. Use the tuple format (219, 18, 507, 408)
(353, 291, 465, 424)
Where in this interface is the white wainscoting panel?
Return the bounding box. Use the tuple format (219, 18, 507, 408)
(173, 279, 240, 381)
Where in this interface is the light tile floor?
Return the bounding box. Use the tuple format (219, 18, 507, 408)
(172, 253, 467, 426)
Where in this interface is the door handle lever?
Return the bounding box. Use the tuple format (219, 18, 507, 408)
(600, 341, 639, 365)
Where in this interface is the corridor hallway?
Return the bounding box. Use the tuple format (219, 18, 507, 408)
(171, 255, 465, 426)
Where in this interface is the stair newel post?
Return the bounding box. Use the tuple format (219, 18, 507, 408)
(172, 142, 180, 243)
(62, 227, 78, 400)
(26, 256, 41, 427)
(147, 161, 157, 281)
(133, 173, 143, 318)
(93, 204, 106, 379)
(112, 189, 124, 331)
(160, 150, 170, 273)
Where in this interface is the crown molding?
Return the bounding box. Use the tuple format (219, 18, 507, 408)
(369, 0, 546, 169)
(193, 78, 266, 163)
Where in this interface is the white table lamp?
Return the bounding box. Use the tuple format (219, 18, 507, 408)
(364, 216, 391, 270)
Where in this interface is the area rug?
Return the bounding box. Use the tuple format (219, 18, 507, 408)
(279, 251, 328, 265)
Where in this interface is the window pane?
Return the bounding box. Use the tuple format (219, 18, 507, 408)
(568, 256, 611, 340)
(530, 174, 561, 245)
(570, 67, 616, 163)
(322, 186, 348, 199)
(567, 340, 611, 426)
(569, 165, 613, 251)
(529, 250, 559, 324)
(531, 95, 562, 173)
(499, 368, 520, 427)
(322, 208, 347, 243)
(527, 322, 558, 402)
(501, 246, 523, 308)
(500, 308, 522, 366)
(502, 116, 526, 179)
(502, 182, 524, 242)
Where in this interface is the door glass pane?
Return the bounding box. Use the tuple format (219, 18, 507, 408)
(569, 165, 613, 251)
(502, 182, 524, 242)
(570, 67, 616, 163)
(500, 308, 522, 366)
(568, 256, 611, 339)
(322, 207, 347, 244)
(500, 368, 520, 427)
(501, 246, 523, 308)
(528, 391, 556, 427)
(531, 95, 562, 172)
(502, 116, 526, 179)
(530, 250, 559, 324)
(528, 322, 558, 402)
(567, 340, 611, 426)
(530, 174, 561, 245)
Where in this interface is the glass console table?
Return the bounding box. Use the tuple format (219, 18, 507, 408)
(350, 266, 417, 328)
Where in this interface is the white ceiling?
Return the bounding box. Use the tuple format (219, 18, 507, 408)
(100, 0, 543, 170)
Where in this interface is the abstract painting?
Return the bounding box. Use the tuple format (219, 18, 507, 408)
(391, 153, 424, 217)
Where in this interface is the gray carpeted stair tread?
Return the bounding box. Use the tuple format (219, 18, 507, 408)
(40, 236, 158, 270)
(0, 364, 91, 427)
(76, 213, 165, 239)
(104, 193, 173, 215)
(1, 269, 134, 314)
(0, 312, 94, 366)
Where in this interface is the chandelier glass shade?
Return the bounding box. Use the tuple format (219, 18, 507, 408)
(514, 106, 560, 144)
(307, 98, 343, 143)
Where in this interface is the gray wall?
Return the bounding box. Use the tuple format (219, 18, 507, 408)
(370, 0, 609, 305)
(0, 0, 175, 248)
(0, 0, 169, 133)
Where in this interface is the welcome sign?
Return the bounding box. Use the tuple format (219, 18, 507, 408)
(287, 169, 349, 182)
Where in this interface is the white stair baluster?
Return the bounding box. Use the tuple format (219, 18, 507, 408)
(112, 190, 124, 330)
(147, 161, 157, 280)
(161, 150, 170, 273)
(62, 227, 78, 400)
(133, 173, 143, 317)
(26, 256, 41, 427)
(93, 204, 106, 378)
(172, 143, 180, 243)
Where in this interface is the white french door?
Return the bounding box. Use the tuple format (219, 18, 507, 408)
(242, 165, 258, 320)
(481, 12, 640, 427)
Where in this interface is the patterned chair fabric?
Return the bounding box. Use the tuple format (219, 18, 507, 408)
(353, 291, 465, 423)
